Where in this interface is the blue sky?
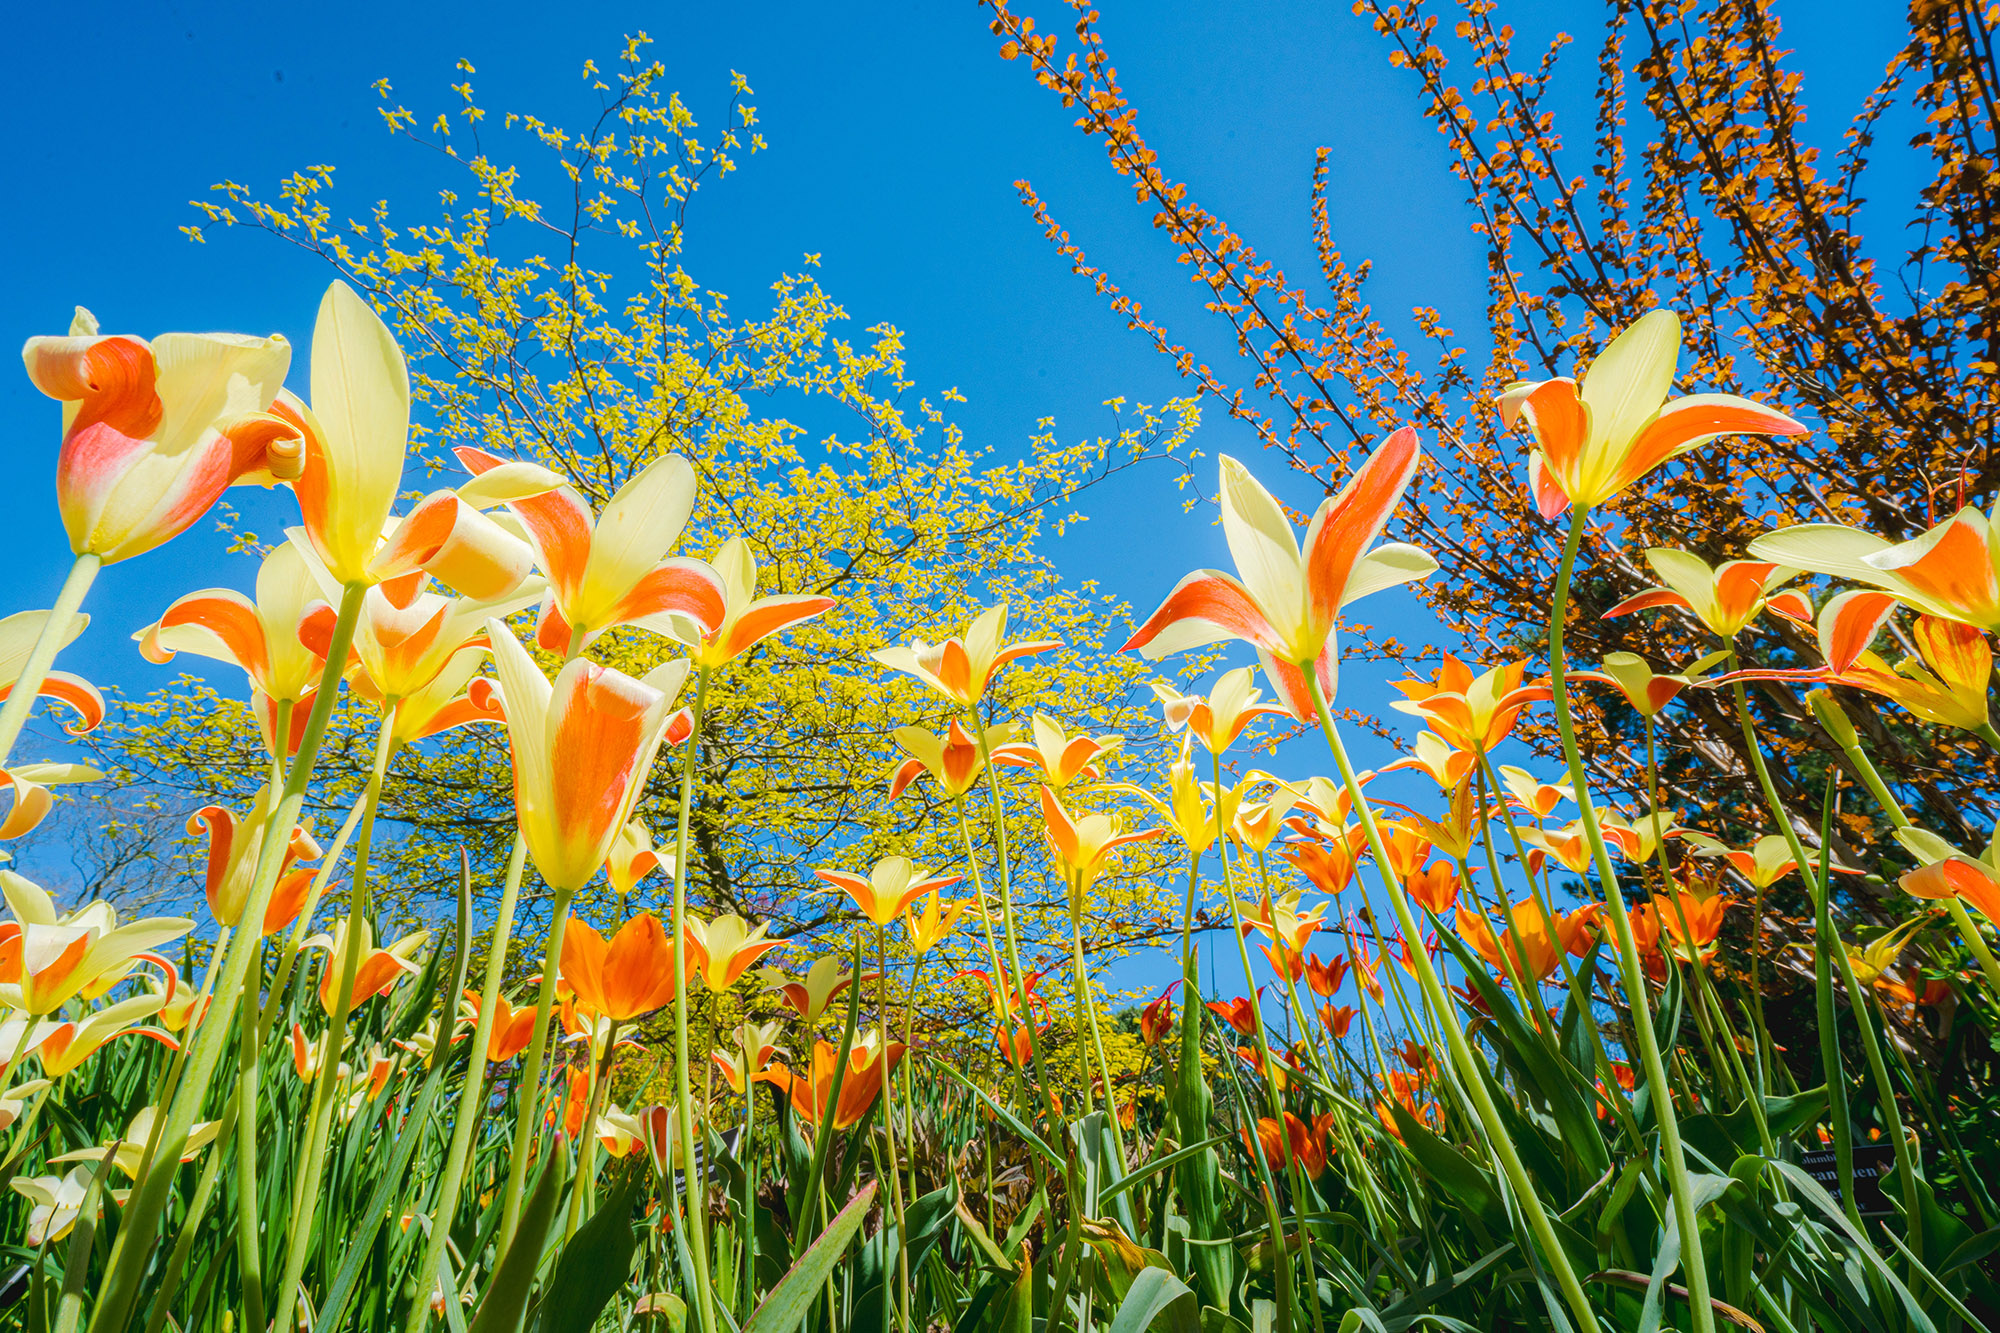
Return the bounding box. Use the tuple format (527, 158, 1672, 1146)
(0, 1, 1906, 987)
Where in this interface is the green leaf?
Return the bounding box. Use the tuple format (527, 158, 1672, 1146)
(742, 1180, 877, 1333)
(934, 1062, 1065, 1168)
(536, 1168, 645, 1333)
(1098, 1136, 1230, 1204)
(467, 1145, 571, 1333)
(1387, 1103, 1507, 1234)
(1107, 1267, 1197, 1333)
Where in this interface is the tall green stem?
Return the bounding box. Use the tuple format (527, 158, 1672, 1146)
(0, 551, 99, 768)
(233, 950, 267, 1333)
(1546, 513, 1713, 1333)
(496, 885, 575, 1248)
(273, 701, 398, 1319)
(403, 834, 530, 1333)
(91, 580, 365, 1333)
(669, 666, 720, 1333)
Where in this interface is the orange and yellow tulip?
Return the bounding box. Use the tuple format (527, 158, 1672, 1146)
(135, 543, 325, 755)
(1455, 899, 1597, 985)
(36, 994, 179, 1078)
(487, 623, 686, 893)
(773, 955, 879, 1028)
(0, 874, 189, 1015)
(24, 306, 294, 563)
(1020, 713, 1123, 789)
(873, 603, 1060, 707)
(657, 537, 836, 669)
(454, 446, 723, 658)
(712, 1020, 785, 1093)
(887, 721, 1035, 800)
(1569, 652, 1702, 718)
(903, 893, 976, 956)
(1243, 1111, 1332, 1178)
(1124, 432, 1435, 718)
(1600, 549, 1798, 639)
(460, 991, 540, 1064)
(1499, 307, 1806, 518)
(776, 1030, 906, 1130)
(1750, 498, 2000, 631)
(188, 785, 322, 933)
(1138, 984, 1179, 1046)
(815, 857, 961, 927)
(1151, 667, 1291, 754)
(1305, 952, 1350, 998)
(1391, 656, 1550, 753)
(561, 912, 679, 1022)
(607, 821, 672, 903)
(304, 920, 427, 1014)
(685, 913, 784, 992)
(0, 612, 103, 739)
(1039, 787, 1162, 890)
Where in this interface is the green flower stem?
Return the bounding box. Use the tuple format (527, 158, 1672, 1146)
(1546, 512, 1713, 1333)
(668, 664, 720, 1333)
(966, 713, 1065, 1127)
(258, 796, 371, 1037)
(233, 948, 267, 1333)
(272, 699, 399, 1320)
(497, 885, 576, 1249)
(0, 551, 99, 769)
(402, 833, 530, 1333)
(1720, 671, 1924, 1256)
(90, 579, 365, 1333)
(1307, 671, 1601, 1331)
(876, 922, 913, 1333)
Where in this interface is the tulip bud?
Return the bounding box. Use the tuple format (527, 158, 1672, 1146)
(1806, 689, 1860, 751)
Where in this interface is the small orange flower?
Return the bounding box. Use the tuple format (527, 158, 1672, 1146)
(1318, 1003, 1356, 1039)
(1243, 1111, 1332, 1178)
(1138, 985, 1179, 1047)
(1304, 952, 1350, 998)
(1454, 900, 1596, 985)
(1406, 861, 1459, 915)
(1205, 996, 1259, 1037)
(775, 1032, 906, 1130)
(462, 990, 539, 1064)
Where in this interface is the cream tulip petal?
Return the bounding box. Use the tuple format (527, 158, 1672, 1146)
(307, 280, 409, 579)
(456, 460, 569, 508)
(1745, 524, 1898, 586)
(582, 452, 698, 609)
(1338, 544, 1440, 608)
(1217, 456, 1304, 629)
(1579, 307, 1679, 454)
(0, 611, 89, 684)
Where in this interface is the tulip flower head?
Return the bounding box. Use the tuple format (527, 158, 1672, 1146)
(1391, 655, 1550, 753)
(685, 913, 784, 992)
(267, 281, 411, 585)
(1039, 787, 1163, 891)
(712, 1020, 786, 1093)
(1845, 917, 1926, 987)
(1497, 766, 1573, 820)
(364, 459, 567, 601)
(561, 912, 680, 1022)
(1021, 713, 1123, 789)
(1455, 899, 1597, 985)
(1138, 983, 1180, 1047)
(1125, 433, 1436, 718)
(1305, 952, 1351, 998)
(188, 784, 322, 932)
(1383, 731, 1475, 790)
(36, 993, 180, 1079)
(873, 603, 1060, 708)
(454, 444, 724, 657)
(1151, 668, 1291, 754)
(777, 1029, 906, 1130)
(303, 920, 427, 1014)
(1681, 831, 1849, 890)
(14, 1166, 126, 1247)
(1569, 652, 1707, 719)
(487, 623, 686, 893)
(887, 721, 1035, 800)
(135, 542, 325, 755)
(1749, 497, 2000, 632)
(903, 892, 976, 956)
(1205, 995, 1260, 1037)
(461, 990, 541, 1064)
(815, 857, 961, 927)
(654, 536, 837, 668)
(772, 955, 877, 1028)
(0, 874, 190, 1014)
(24, 306, 295, 563)
(1498, 307, 1808, 518)
(0, 762, 102, 844)
(608, 821, 672, 904)
(1894, 826, 2000, 923)
(1601, 549, 1798, 639)
(50, 1106, 219, 1181)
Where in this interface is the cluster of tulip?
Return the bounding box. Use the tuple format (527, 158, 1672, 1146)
(2, 284, 1996, 1333)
